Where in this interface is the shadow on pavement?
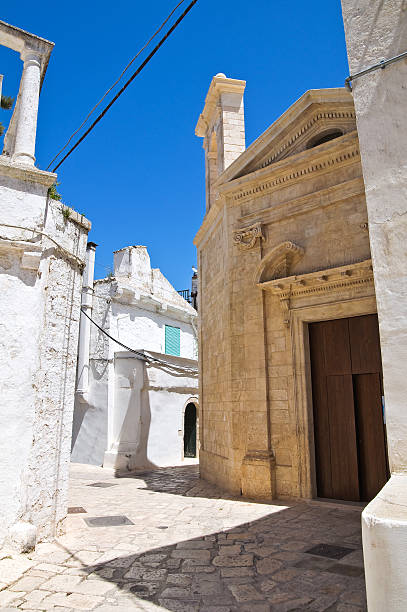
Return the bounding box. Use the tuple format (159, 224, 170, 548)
(65, 503, 366, 611)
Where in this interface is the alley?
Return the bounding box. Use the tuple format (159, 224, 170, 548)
(0, 465, 366, 611)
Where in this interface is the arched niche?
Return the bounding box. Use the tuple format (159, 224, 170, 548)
(255, 241, 304, 285)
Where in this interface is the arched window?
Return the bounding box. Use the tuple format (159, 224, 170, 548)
(307, 129, 344, 149)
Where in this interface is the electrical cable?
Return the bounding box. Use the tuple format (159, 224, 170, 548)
(0, 222, 85, 269)
(81, 307, 198, 374)
(46, 0, 187, 171)
(50, 0, 199, 173)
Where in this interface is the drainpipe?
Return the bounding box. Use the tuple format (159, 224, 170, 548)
(76, 242, 97, 403)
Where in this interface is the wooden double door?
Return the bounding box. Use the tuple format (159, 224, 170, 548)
(309, 314, 389, 502)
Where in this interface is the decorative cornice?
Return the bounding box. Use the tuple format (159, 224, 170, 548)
(230, 144, 360, 204)
(254, 110, 355, 170)
(216, 88, 354, 185)
(238, 177, 365, 226)
(193, 194, 225, 248)
(258, 259, 374, 326)
(233, 222, 264, 250)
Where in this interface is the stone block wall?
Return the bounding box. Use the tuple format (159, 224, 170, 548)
(195, 81, 376, 501)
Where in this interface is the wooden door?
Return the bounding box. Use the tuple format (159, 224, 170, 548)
(309, 314, 388, 502)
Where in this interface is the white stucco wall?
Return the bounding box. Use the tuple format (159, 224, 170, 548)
(112, 301, 197, 360)
(103, 352, 198, 470)
(0, 159, 89, 550)
(71, 246, 198, 469)
(340, 2, 407, 609)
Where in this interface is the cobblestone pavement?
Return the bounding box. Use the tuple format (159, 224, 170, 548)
(0, 464, 366, 611)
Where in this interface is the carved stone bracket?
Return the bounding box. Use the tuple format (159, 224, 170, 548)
(233, 222, 265, 251)
(258, 259, 374, 327)
(279, 292, 291, 327)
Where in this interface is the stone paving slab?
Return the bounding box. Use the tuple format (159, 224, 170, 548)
(0, 463, 366, 610)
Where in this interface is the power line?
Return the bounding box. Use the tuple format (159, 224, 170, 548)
(81, 307, 198, 375)
(46, 0, 187, 171)
(51, 0, 199, 173)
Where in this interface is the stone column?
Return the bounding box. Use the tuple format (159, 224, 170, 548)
(12, 48, 42, 166)
(340, 1, 407, 609)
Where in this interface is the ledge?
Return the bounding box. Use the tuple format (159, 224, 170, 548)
(0, 155, 56, 186)
(61, 205, 91, 232)
(218, 132, 360, 204)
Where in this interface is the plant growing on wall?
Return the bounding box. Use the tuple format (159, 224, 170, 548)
(0, 94, 14, 137)
(61, 205, 71, 220)
(48, 183, 62, 201)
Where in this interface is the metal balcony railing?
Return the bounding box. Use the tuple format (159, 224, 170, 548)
(177, 289, 198, 310)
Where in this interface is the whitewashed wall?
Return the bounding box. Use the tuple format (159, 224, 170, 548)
(112, 301, 197, 359)
(106, 352, 198, 470)
(341, 2, 407, 610)
(0, 160, 90, 550)
(71, 246, 198, 469)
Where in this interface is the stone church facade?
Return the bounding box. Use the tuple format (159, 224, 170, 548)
(195, 74, 387, 501)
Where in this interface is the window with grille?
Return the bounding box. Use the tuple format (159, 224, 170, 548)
(165, 325, 180, 356)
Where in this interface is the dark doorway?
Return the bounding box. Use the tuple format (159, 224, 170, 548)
(309, 314, 389, 502)
(184, 403, 197, 458)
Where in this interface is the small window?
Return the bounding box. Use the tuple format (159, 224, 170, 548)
(307, 130, 343, 149)
(165, 325, 180, 356)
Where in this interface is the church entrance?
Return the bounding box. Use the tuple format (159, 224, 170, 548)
(309, 314, 389, 502)
(184, 403, 197, 458)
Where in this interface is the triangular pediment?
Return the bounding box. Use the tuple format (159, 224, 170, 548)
(218, 88, 356, 184)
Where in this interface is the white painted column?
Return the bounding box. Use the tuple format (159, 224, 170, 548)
(12, 48, 42, 166)
(76, 242, 97, 401)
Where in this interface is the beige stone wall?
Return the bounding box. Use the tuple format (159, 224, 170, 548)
(199, 213, 237, 491)
(196, 81, 376, 500)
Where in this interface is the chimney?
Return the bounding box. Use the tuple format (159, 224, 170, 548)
(76, 241, 97, 402)
(196, 73, 246, 212)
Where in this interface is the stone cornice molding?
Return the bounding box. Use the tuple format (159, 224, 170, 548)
(0, 20, 54, 83)
(238, 177, 365, 226)
(193, 194, 225, 248)
(233, 222, 265, 250)
(112, 286, 196, 322)
(258, 259, 373, 326)
(0, 155, 56, 186)
(251, 110, 355, 172)
(194, 155, 363, 250)
(219, 133, 360, 204)
(216, 88, 354, 184)
(196, 75, 246, 137)
(255, 241, 305, 284)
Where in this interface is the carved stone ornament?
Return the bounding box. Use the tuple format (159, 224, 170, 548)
(257, 259, 374, 327)
(255, 241, 305, 285)
(233, 222, 265, 251)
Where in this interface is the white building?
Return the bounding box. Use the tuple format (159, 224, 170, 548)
(71, 245, 199, 472)
(0, 21, 90, 550)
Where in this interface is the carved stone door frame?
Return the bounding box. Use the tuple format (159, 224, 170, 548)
(290, 294, 377, 498)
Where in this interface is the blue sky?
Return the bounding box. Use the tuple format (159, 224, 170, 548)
(0, 1, 349, 290)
